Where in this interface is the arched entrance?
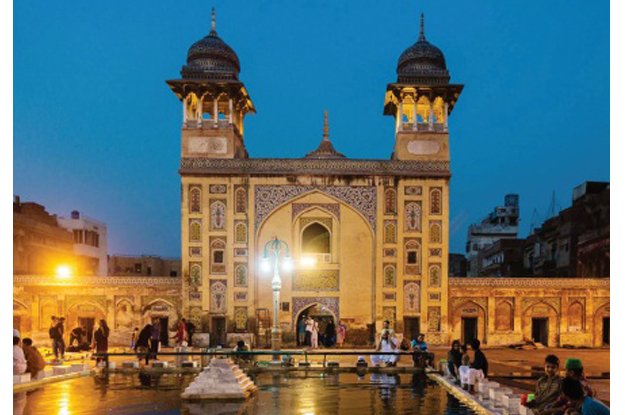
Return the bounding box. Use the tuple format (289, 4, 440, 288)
(451, 301, 487, 345)
(593, 303, 609, 347)
(296, 303, 337, 347)
(522, 302, 559, 347)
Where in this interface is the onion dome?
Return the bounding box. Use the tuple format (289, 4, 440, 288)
(396, 14, 450, 85)
(181, 8, 241, 80)
(305, 111, 346, 159)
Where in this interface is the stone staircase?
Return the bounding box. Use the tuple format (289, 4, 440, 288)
(181, 358, 257, 400)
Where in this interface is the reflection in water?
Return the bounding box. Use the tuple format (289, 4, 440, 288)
(14, 372, 479, 415)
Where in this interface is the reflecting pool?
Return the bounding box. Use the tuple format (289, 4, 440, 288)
(14, 372, 479, 414)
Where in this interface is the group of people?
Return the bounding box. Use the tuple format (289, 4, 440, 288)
(524, 355, 608, 415)
(446, 338, 489, 391)
(133, 318, 196, 364)
(48, 316, 110, 365)
(297, 315, 347, 349)
(371, 321, 436, 368)
(13, 329, 46, 378)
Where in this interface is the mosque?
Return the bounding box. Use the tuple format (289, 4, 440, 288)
(13, 11, 609, 348)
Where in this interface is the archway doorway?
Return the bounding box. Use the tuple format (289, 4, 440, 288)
(297, 303, 336, 347)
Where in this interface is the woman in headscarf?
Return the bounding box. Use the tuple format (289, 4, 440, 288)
(93, 319, 110, 366)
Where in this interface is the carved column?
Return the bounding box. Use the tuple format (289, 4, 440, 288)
(213, 99, 219, 127)
(412, 94, 418, 130)
(228, 98, 233, 124)
(444, 102, 449, 131)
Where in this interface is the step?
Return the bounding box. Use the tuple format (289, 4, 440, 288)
(13, 373, 31, 384)
(151, 361, 169, 369)
(70, 363, 90, 372)
(52, 366, 71, 376)
(181, 361, 199, 368)
(122, 361, 139, 369)
(494, 388, 513, 407)
(502, 394, 521, 414)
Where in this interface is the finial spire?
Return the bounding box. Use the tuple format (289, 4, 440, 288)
(322, 110, 329, 141)
(211, 7, 216, 32)
(419, 13, 425, 41)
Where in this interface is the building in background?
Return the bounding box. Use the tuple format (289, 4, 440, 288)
(57, 210, 108, 276)
(523, 182, 609, 277)
(448, 254, 467, 277)
(13, 196, 75, 275)
(465, 194, 520, 276)
(476, 238, 526, 277)
(108, 255, 181, 277)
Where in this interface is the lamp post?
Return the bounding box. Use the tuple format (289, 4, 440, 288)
(260, 237, 293, 359)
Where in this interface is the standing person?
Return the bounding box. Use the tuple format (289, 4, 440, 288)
(371, 331, 399, 367)
(130, 327, 139, 350)
(49, 317, 63, 362)
(324, 320, 336, 347)
(524, 354, 562, 414)
(304, 315, 314, 347)
(297, 316, 307, 347)
(560, 377, 609, 415)
(311, 319, 319, 349)
(186, 320, 196, 347)
(13, 329, 27, 375)
(173, 318, 188, 347)
(135, 323, 152, 365)
(447, 340, 462, 382)
(22, 338, 46, 379)
(57, 318, 66, 359)
(336, 320, 347, 348)
(150, 319, 161, 360)
(92, 319, 110, 366)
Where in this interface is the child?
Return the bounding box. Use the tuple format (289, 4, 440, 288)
(560, 377, 609, 415)
(130, 327, 139, 350)
(524, 354, 562, 413)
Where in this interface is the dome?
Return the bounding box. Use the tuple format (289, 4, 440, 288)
(181, 9, 241, 80)
(396, 14, 450, 85)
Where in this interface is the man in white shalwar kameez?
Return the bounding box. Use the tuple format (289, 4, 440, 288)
(371, 332, 399, 367)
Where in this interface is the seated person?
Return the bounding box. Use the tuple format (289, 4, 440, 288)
(447, 340, 462, 382)
(13, 330, 27, 375)
(412, 333, 435, 368)
(524, 354, 562, 413)
(542, 358, 596, 415)
(462, 339, 488, 392)
(371, 331, 399, 367)
(232, 340, 252, 365)
(22, 338, 46, 379)
(560, 377, 609, 415)
(458, 344, 472, 389)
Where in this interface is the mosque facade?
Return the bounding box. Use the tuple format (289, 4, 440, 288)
(13, 12, 609, 348)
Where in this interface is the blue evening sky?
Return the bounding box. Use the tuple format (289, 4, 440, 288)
(14, 1, 609, 257)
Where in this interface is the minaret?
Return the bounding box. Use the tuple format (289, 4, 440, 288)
(383, 13, 463, 161)
(166, 8, 255, 159)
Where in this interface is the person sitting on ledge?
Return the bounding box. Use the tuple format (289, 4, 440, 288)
(371, 331, 399, 367)
(22, 338, 46, 379)
(232, 340, 252, 365)
(559, 377, 609, 415)
(524, 354, 562, 414)
(541, 358, 596, 415)
(463, 339, 488, 393)
(13, 329, 27, 375)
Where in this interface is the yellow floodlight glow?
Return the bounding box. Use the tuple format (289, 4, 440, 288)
(56, 265, 72, 279)
(300, 256, 317, 268)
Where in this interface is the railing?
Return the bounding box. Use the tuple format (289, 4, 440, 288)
(93, 350, 432, 370)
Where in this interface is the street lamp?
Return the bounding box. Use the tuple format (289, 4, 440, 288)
(55, 265, 72, 279)
(260, 237, 293, 359)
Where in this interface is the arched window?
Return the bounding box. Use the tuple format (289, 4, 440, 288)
(405, 239, 421, 275)
(235, 222, 247, 244)
(384, 222, 396, 244)
(210, 239, 226, 274)
(430, 221, 442, 243)
(302, 223, 330, 254)
(405, 202, 421, 232)
(384, 188, 397, 214)
(189, 220, 201, 242)
(383, 265, 396, 288)
(189, 186, 201, 213)
(235, 187, 247, 214)
(234, 264, 248, 287)
(430, 188, 442, 215)
(210, 201, 226, 230)
(429, 265, 441, 287)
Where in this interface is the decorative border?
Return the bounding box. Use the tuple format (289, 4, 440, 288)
(255, 185, 376, 233)
(449, 277, 610, 288)
(181, 158, 450, 177)
(14, 275, 182, 287)
(292, 203, 340, 221)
